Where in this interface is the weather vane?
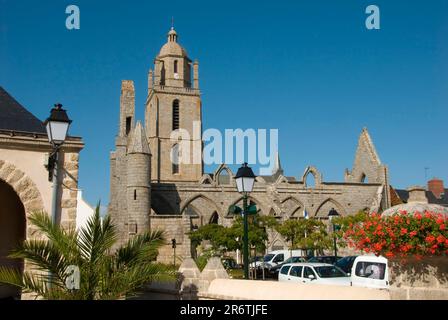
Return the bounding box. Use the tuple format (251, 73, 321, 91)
(171, 16, 174, 29)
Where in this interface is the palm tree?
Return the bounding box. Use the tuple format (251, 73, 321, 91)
(0, 206, 176, 300)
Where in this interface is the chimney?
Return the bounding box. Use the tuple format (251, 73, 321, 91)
(428, 178, 444, 199)
(407, 186, 428, 203)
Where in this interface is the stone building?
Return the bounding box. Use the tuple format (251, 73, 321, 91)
(0, 87, 84, 298)
(108, 27, 392, 262)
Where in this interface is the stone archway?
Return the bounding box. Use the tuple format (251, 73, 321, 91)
(0, 160, 45, 229)
(0, 160, 45, 299)
(0, 179, 26, 299)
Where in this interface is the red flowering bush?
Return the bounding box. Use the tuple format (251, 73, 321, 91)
(342, 211, 448, 258)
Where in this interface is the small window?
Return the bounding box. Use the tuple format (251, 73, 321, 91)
(134, 189, 137, 200)
(280, 265, 291, 275)
(289, 266, 303, 277)
(355, 262, 386, 280)
(128, 221, 137, 236)
(174, 60, 178, 74)
(126, 117, 132, 135)
(172, 100, 179, 130)
(172, 144, 179, 174)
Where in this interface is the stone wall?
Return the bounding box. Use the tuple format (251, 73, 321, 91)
(150, 215, 192, 263)
(60, 151, 80, 229)
(389, 256, 448, 300)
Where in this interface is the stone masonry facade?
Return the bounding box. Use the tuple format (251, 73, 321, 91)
(108, 27, 392, 263)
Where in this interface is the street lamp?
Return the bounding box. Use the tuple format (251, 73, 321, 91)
(44, 103, 72, 224)
(328, 208, 340, 258)
(234, 162, 256, 280)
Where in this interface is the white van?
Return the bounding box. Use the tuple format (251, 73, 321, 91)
(350, 255, 389, 289)
(278, 255, 389, 290)
(261, 250, 304, 269)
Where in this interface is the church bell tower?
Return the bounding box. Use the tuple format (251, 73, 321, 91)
(145, 27, 203, 183)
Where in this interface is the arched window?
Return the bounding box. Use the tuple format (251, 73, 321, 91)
(174, 60, 178, 74)
(305, 172, 316, 188)
(172, 100, 179, 130)
(361, 173, 368, 183)
(217, 169, 231, 185)
(172, 144, 179, 174)
(209, 212, 219, 224)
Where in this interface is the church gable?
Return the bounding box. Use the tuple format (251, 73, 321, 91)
(345, 127, 384, 184)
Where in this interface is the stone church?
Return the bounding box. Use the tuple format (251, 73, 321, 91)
(108, 27, 392, 262)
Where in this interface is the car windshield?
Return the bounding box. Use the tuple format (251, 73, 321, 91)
(263, 254, 275, 262)
(314, 266, 347, 278)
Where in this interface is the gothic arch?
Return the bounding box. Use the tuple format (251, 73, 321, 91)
(229, 195, 265, 216)
(181, 193, 222, 221)
(314, 198, 346, 218)
(281, 196, 304, 218)
(0, 160, 45, 237)
(213, 164, 233, 185)
(301, 166, 322, 187)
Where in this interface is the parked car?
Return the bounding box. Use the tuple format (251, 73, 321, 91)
(335, 256, 358, 274)
(262, 249, 305, 270)
(278, 262, 351, 286)
(307, 255, 341, 265)
(267, 256, 307, 278)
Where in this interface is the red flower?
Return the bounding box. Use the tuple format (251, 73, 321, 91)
(385, 252, 394, 258)
(424, 212, 432, 219)
(415, 213, 422, 220)
(409, 230, 417, 237)
(440, 224, 446, 231)
(400, 228, 408, 235)
(373, 243, 383, 251)
(436, 218, 444, 225)
(437, 235, 445, 244)
(425, 235, 436, 244)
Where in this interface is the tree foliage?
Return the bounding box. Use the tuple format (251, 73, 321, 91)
(189, 214, 279, 255)
(275, 219, 332, 255)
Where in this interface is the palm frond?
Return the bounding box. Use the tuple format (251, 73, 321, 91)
(78, 205, 117, 263)
(8, 239, 70, 284)
(116, 230, 165, 267)
(28, 211, 81, 262)
(0, 267, 49, 297)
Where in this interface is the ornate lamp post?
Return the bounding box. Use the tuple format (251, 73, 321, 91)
(44, 103, 72, 224)
(234, 163, 256, 280)
(328, 208, 340, 258)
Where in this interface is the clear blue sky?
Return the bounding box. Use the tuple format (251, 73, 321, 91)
(1, 0, 447, 206)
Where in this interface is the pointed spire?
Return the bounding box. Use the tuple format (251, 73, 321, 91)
(359, 127, 381, 164)
(272, 151, 284, 175)
(128, 121, 151, 155)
